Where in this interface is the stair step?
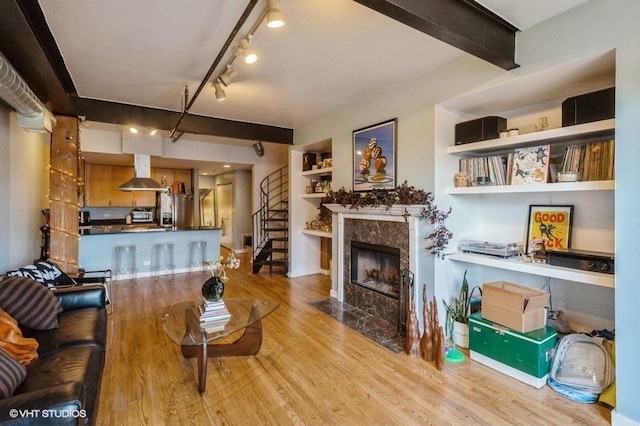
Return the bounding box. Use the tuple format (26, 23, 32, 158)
(261, 248, 288, 253)
(269, 237, 288, 241)
(254, 260, 287, 267)
(263, 217, 288, 222)
(264, 227, 288, 232)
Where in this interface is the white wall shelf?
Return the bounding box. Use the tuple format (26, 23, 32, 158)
(447, 180, 614, 194)
(447, 119, 615, 156)
(448, 252, 614, 289)
(301, 167, 333, 177)
(301, 193, 327, 199)
(302, 229, 332, 238)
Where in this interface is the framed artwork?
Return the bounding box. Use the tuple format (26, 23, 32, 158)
(352, 118, 397, 192)
(526, 205, 574, 254)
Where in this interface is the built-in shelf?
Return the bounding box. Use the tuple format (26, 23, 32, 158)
(301, 193, 327, 199)
(447, 180, 614, 194)
(446, 119, 615, 156)
(302, 229, 332, 238)
(448, 252, 614, 289)
(301, 167, 333, 177)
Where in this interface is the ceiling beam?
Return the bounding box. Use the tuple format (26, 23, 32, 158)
(75, 98, 294, 145)
(353, 0, 519, 70)
(0, 0, 294, 144)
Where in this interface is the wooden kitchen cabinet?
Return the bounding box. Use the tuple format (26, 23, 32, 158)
(86, 164, 156, 207)
(85, 164, 114, 206)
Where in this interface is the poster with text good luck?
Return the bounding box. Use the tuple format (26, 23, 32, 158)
(526, 205, 573, 252)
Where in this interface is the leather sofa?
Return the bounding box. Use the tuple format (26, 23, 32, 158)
(0, 285, 107, 425)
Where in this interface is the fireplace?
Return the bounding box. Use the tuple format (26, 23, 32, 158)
(350, 241, 401, 298)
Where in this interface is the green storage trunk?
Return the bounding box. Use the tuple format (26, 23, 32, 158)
(469, 312, 557, 388)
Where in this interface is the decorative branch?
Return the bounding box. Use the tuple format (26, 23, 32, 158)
(321, 181, 452, 258)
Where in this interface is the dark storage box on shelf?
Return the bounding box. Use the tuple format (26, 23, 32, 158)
(455, 116, 507, 145)
(302, 153, 317, 171)
(562, 87, 615, 127)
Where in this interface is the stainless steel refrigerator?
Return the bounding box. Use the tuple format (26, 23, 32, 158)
(172, 193, 194, 229)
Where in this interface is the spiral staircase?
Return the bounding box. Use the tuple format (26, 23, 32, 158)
(252, 166, 288, 274)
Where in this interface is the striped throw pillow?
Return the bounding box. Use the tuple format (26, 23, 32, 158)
(0, 276, 62, 330)
(0, 348, 26, 399)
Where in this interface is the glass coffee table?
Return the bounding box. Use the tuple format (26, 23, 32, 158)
(162, 298, 279, 393)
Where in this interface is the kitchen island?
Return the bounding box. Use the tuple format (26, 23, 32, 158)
(79, 227, 221, 279)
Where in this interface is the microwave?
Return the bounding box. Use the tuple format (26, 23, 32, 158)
(131, 210, 154, 222)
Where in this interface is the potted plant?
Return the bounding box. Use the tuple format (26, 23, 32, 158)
(443, 270, 473, 348)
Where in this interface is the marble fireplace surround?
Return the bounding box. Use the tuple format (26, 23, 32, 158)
(325, 205, 426, 328)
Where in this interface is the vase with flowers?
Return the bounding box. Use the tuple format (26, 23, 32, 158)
(201, 252, 240, 301)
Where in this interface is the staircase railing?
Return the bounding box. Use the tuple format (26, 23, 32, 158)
(252, 165, 288, 263)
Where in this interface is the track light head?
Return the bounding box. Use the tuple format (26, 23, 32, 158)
(267, 0, 285, 28)
(253, 142, 265, 157)
(213, 80, 226, 101)
(239, 38, 258, 64)
(220, 66, 237, 86)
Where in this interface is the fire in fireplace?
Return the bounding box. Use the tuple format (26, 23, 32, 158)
(350, 241, 401, 298)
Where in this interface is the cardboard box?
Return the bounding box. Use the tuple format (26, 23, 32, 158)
(469, 313, 557, 388)
(481, 281, 550, 333)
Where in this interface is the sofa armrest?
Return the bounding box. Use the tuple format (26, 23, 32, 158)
(0, 381, 86, 425)
(52, 285, 106, 311)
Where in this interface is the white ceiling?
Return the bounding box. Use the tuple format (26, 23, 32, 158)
(38, 0, 588, 173)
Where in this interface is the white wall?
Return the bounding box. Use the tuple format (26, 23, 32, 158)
(292, 54, 504, 292)
(0, 106, 50, 273)
(294, 1, 640, 423)
(515, 1, 640, 423)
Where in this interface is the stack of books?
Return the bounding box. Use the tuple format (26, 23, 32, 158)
(198, 298, 231, 333)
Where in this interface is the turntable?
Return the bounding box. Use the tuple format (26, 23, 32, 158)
(459, 239, 519, 258)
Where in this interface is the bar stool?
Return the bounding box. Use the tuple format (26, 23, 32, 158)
(114, 245, 136, 281)
(188, 241, 207, 274)
(152, 242, 175, 277)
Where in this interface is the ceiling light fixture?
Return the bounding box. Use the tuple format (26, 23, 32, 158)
(266, 0, 285, 28)
(129, 127, 138, 134)
(239, 37, 258, 64)
(213, 80, 226, 101)
(219, 66, 237, 86)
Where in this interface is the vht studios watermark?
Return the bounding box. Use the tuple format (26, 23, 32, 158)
(8, 408, 87, 419)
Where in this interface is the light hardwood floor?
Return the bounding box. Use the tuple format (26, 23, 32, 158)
(96, 251, 611, 425)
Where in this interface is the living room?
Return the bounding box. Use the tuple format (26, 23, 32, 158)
(1, 0, 639, 424)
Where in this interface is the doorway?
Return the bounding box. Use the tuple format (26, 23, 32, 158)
(216, 183, 233, 247)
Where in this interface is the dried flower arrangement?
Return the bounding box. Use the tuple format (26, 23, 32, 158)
(321, 181, 452, 258)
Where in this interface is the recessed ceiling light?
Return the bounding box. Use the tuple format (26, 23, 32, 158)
(129, 127, 138, 134)
(223, 164, 231, 168)
(149, 129, 157, 136)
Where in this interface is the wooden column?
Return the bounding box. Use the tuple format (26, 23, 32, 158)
(49, 116, 80, 274)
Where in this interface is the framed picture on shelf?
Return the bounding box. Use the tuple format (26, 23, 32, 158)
(526, 205, 574, 254)
(352, 118, 397, 192)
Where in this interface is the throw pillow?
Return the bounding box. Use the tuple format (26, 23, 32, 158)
(0, 347, 26, 399)
(6, 261, 75, 288)
(0, 276, 62, 330)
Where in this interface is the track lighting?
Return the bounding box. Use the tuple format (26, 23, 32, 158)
(238, 38, 258, 64)
(219, 66, 237, 86)
(213, 80, 226, 101)
(267, 0, 285, 28)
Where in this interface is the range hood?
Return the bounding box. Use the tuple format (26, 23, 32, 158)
(117, 154, 164, 191)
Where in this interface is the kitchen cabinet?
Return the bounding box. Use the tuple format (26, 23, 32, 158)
(153, 168, 193, 193)
(86, 164, 156, 207)
(434, 49, 615, 331)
